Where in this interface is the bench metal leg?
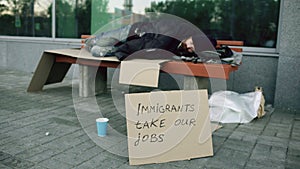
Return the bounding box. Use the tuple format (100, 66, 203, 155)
(79, 65, 107, 97)
(27, 52, 71, 92)
(27, 53, 55, 92)
(183, 76, 209, 90)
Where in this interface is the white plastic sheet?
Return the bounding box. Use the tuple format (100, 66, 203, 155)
(209, 91, 262, 123)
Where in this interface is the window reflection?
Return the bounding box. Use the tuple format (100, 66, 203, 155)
(92, 0, 280, 47)
(0, 0, 281, 48)
(0, 0, 52, 37)
(56, 0, 91, 38)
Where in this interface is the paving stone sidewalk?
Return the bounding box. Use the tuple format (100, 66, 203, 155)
(0, 68, 299, 169)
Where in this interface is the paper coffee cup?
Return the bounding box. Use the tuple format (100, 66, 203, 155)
(96, 118, 109, 137)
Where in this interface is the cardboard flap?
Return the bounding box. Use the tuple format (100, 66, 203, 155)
(45, 48, 120, 62)
(119, 59, 169, 87)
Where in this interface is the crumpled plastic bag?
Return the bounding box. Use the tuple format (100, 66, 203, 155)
(209, 90, 262, 123)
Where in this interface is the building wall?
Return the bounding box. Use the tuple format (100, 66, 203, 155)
(274, 0, 300, 110)
(228, 55, 278, 105)
(0, 38, 80, 73)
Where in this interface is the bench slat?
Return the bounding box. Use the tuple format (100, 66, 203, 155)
(56, 55, 237, 80)
(216, 40, 244, 46)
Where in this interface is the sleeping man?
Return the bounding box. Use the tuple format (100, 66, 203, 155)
(85, 18, 216, 61)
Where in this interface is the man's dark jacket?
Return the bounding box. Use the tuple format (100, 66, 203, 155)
(113, 20, 198, 61)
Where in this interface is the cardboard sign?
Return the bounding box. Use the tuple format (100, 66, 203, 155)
(125, 90, 213, 165)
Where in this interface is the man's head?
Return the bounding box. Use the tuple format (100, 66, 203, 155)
(181, 36, 195, 53)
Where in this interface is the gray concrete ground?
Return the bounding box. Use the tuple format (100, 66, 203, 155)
(0, 67, 300, 169)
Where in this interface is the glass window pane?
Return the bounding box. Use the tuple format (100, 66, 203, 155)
(0, 0, 52, 37)
(148, 0, 281, 48)
(92, 0, 280, 48)
(1, 0, 281, 48)
(56, 0, 91, 38)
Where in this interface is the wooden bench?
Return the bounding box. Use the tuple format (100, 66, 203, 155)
(27, 36, 243, 97)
